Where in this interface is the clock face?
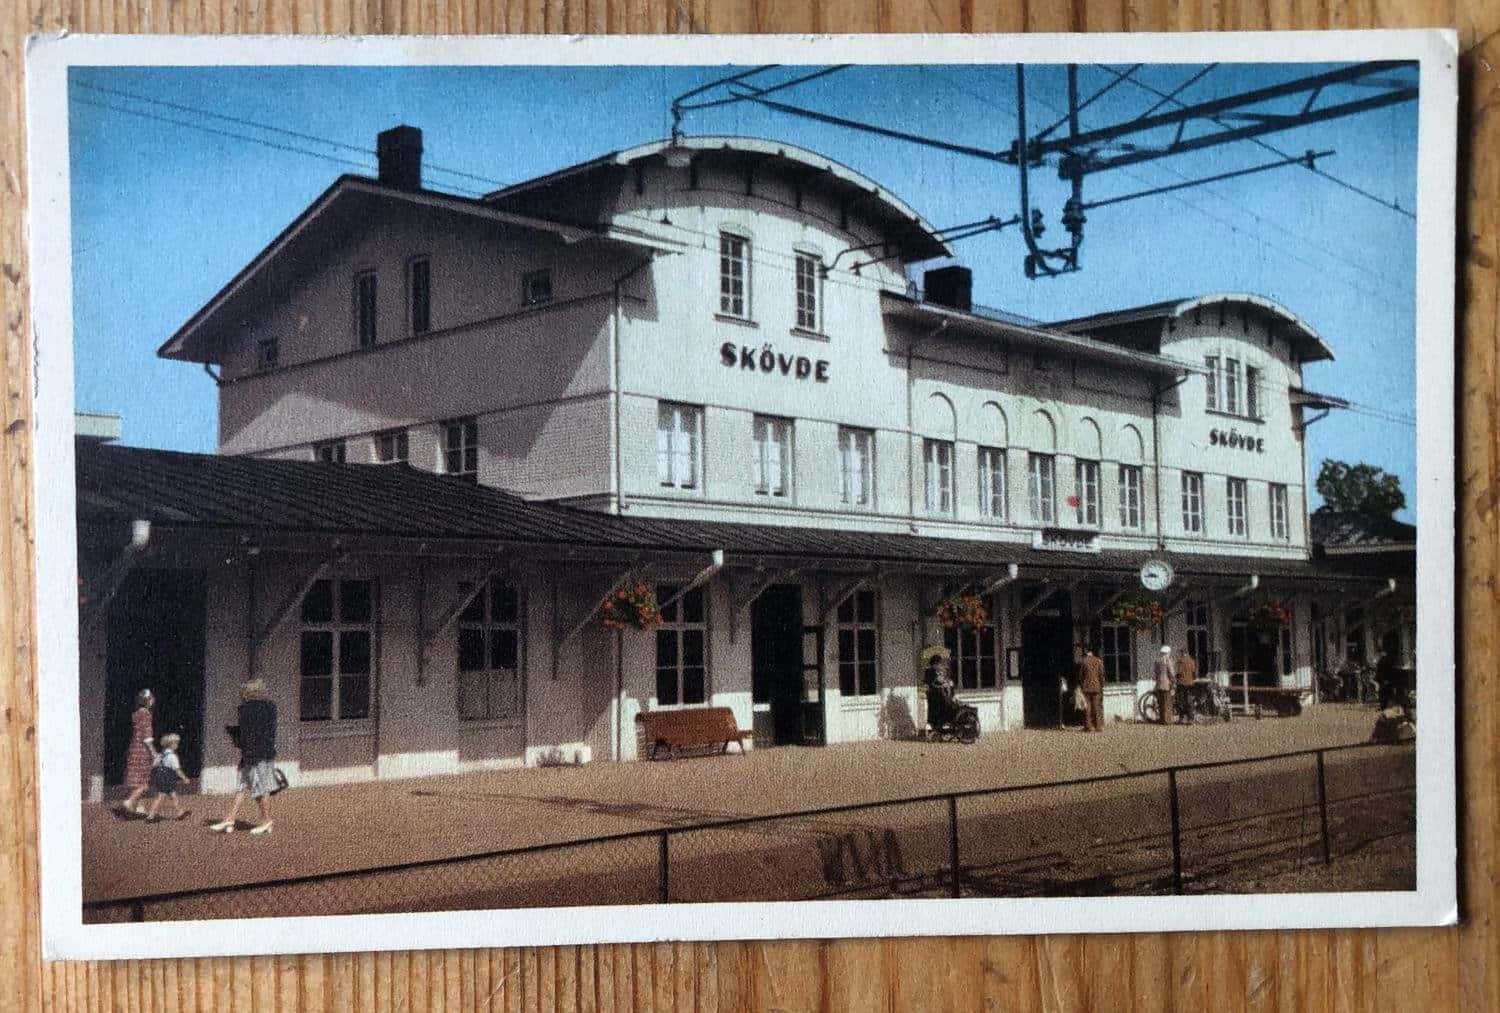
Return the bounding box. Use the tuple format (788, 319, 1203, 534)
(1140, 560, 1174, 591)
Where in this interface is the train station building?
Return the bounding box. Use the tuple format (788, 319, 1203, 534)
(74, 128, 1415, 798)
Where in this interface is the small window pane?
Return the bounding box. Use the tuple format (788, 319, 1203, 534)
(491, 629, 518, 671)
(340, 580, 373, 622)
(681, 587, 705, 625)
(657, 586, 678, 624)
(858, 662, 877, 696)
(302, 580, 334, 623)
(681, 629, 704, 668)
(339, 674, 371, 720)
(339, 631, 371, 675)
(457, 628, 486, 671)
(300, 631, 333, 676)
(491, 583, 519, 623)
(856, 589, 876, 624)
(837, 597, 854, 623)
(682, 667, 707, 704)
(656, 629, 678, 669)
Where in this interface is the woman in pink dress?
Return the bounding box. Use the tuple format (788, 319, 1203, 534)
(121, 688, 156, 814)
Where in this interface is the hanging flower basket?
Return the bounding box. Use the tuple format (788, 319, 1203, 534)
(600, 583, 662, 632)
(937, 593, 989, 634)
(1110, 594, 1164, 633)
(1247, 599, 1293, 634)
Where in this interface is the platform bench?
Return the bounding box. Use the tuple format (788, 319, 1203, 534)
(635, 707, 752, 760)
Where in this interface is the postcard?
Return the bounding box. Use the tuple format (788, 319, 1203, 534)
(26, 31, 1457, 961)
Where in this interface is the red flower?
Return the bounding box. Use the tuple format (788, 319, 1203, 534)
(1066, 495, 1080, 508)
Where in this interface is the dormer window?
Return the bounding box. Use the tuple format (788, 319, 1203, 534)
(522, 269, 552, 307)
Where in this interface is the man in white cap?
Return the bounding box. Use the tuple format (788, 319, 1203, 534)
(1153, 645, 1175, 725)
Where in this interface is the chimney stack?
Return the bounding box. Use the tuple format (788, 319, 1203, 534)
(376, 125, 423, 189)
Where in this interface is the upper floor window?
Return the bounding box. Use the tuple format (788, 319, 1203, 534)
(355, 271, 378, 349)
(1223, 358, 1241, 414)
(836, 588, 879, 698)
(1181, 471, 1204, 533)
(923, 439, 954, 515)
(718, 232, 749, 318)
(1074, 459, 1100, 526)
(255, 338, 279, 372)
(374, 429, 408, 465)
(655, 585, 707, 706)
(1245, 365, 1261, 419)
(314, 440, 346, 464)
(657, 402, 701, 490)
(522, 268, 552, 307)
(977, 446, 1007, 521)
(1226, 476, 1248, 538)
(1269, 483, 1290, 540)
(751, 415, 792, 498)
(443, 419, 478, 480)
(1118, 464, 1143, 530)
(457, 579, 522, 721)
(838, 427, 874, 508)
(1207, 355, 1259, 419)
(1205, 356, 1218, 410)
(408, 257, 431, 335)
(299, 578, 374, 723)
(794, 251, 821, 332)
(1028, 453, 1057, 525)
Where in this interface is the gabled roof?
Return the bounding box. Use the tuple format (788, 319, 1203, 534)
(485, 135, 953, 264)
(157, 176, 657, 365)
(1050, 292, 1335, 364)
(77, 440, 1385, 587)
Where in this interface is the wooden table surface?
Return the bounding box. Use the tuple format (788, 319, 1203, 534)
(3, 2, 1495, 1009)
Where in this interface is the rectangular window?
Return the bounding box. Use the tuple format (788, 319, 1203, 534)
(408, 257, 431, 335)
(838, 427, 874, 508)
(1226, 477, 1248, 538)
(1098, 622, 1133, 683)
(374, 429, 409, 465)
(1205, 356, 1218, 410)
(1245, 365, 1261, 419)
(1223, 357, 1241, 415)
(255, 338, 279, 371)
(655, 585, 707, 706)
(1118, 464, 1143, 529)
(1028, 453, 1057, 524)
(751, 415, 792, 498)
(314, 440, 346, 464)
(1279, 617, 1294, 678)
(794, 252, 820, 332)
(944, 598, 998, 691)
(718, 232, 749, 318)
(1074, 459, 1100, 526)
(457, 579, 522, 721)
(656, 402, 702, 490)
(299, 578, 374, 722)
(444, 419, 478, 479)
(355, 271, 378, 349)
(522, 268, 552, 307)
(836, 588, 879, 697)
(1269, 483, 1289, 540)
(923, 439, 954, 515)
(977, 447, 1007, 520)
(1181, 471, 1204, 533)
(1185, 600, 1211, 672)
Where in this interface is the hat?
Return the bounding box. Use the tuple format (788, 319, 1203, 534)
(919, 645, 952, 666)
(1159, 645, 1172, 654)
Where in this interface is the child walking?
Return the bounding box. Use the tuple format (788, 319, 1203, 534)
(144, 733, 193, 822)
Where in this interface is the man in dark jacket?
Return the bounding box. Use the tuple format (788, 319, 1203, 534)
(209, 679, 280, 836)
(1076, 647, 1106, 732)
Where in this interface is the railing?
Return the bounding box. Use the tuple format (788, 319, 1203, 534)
(83, 740, 1416, 922)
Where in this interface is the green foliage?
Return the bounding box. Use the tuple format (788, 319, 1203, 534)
(1315, 459, 1406, 516)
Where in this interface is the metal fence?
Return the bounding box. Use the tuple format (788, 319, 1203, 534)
(83, 740, 1416, 922)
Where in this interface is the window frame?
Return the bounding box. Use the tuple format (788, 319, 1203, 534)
(407, 256, 431, 336)
(793, 250, 822, 333)
(1269, 482, 1290, 540)
(1245, 364, 1261, 420)
(314, 440, 347, 464)
(1028, 452, 1057, 525)
(1185, 600, 1212, 672)
(456, 578, 524, 723)
(1226, 476, 1248, 538)
(1074, 458, 1101, 527)
(521, 268, 553, 308)
(836, 588, 880, 698)
(944, 595, 1001, 693)
(656, 402, 703, 491)
(717, 231, 751, 320)
(1118, 464, 1143, 530)
(443, 418, 479, 480)
(977, 446, 1007, 521)
(1181, 471, 1204, 534)
(751, 415, 793, 498)
(654, 584, 708, 707)
(1223, 357, 1241, 415)
(298, 577, 377, 725)
(354, 270, 378, 350)
(838, 426, 875, 508)
(373, 429, 409, 465)
(1097, 621, 1134, 684)
(923, 439, 954, 515)
(1205, 356, 1219, 410)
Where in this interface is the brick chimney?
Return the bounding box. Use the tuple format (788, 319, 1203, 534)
(376, 125, 423, 189)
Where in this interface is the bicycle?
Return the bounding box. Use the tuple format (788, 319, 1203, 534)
(1137, 681, 1232, 724)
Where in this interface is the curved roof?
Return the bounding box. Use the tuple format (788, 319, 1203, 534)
(1052, 292, 1334, 363)
(485, 135, 953, 263)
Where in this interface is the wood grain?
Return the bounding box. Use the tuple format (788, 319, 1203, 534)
(4, 0, 1496, 1009)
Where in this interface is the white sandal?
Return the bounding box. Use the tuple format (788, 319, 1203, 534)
(209, 819, 235, 833)
(249, 821, 274, 836)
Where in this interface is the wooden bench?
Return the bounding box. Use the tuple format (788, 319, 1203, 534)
(635, 707, 752, 760)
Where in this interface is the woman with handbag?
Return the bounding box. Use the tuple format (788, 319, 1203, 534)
(209, 678, 279, 836)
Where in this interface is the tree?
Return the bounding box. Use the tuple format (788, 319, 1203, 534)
(1315, 459, 1406, 516)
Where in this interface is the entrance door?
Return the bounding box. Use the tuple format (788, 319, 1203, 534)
(752, 584, 804, 746)
(104, 569, 207, 785)
(1020, 593, 1075, 728)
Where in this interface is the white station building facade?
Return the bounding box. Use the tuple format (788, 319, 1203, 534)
(75, 128, 1414, 798)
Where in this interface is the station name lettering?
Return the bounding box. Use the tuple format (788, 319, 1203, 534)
(1209, 428, 1265, 454)
(720, 342, 830, 383)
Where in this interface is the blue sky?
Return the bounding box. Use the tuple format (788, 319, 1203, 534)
(68, 63, 1419, 520)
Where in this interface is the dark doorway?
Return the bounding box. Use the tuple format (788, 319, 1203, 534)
(103, 569, 207, 786)
(1020, 592, 1075, 728)
(752, 584, 805, 746)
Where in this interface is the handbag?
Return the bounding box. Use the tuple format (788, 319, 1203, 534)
(1072, 686, 1087, 711)
(270, 767, 289, 794)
